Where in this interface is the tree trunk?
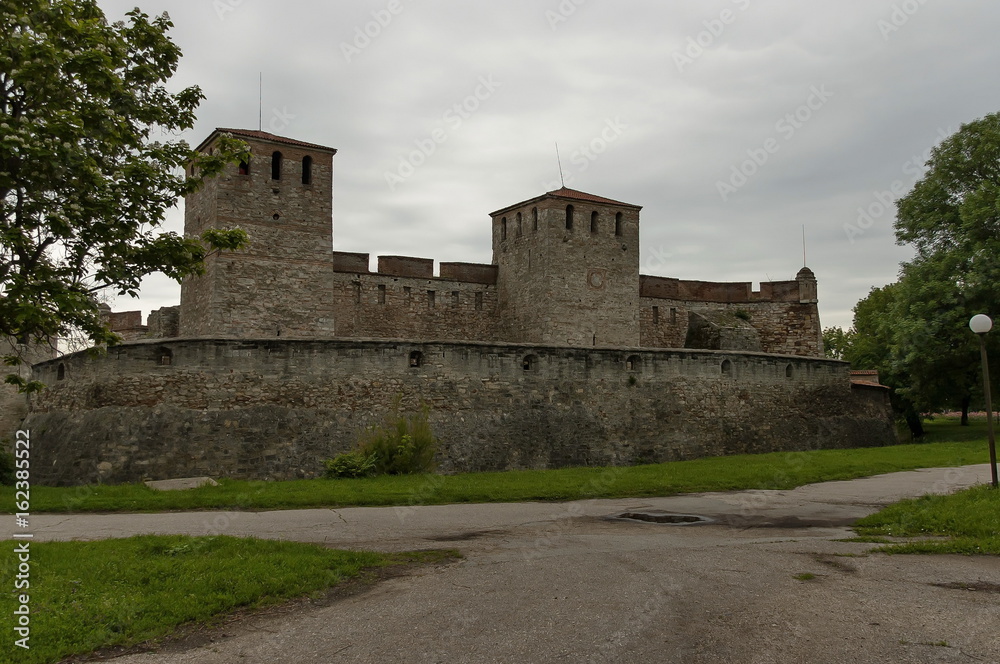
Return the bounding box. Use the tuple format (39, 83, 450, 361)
(905, 411, 925, 438)
(961, 397, 971, 426)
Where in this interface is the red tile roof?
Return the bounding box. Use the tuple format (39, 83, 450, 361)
(490, 187, 641, 216)
(195, 128, 337, 154)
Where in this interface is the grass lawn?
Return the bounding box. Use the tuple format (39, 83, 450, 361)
(3, 417, 994, 514)
(853, 484, 1000, 555)
(0, 535, 450, 664)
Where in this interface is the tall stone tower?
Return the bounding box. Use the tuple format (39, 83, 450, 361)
(491, 188, 642, 346)
(180, 129, 337, 338)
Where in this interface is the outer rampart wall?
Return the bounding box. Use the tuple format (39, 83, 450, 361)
(24, 338, 894, 485)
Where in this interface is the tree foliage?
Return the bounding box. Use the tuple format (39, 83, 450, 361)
(1, 1, 248, 389)
(842, 112, 1000, 435)
(822, 326, 853, 360)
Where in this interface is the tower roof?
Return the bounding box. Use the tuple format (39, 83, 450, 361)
(490, 187, 642, 217)
(195, 128, 338, 154)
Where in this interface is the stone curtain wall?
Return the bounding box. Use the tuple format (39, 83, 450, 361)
(25, 338, 894, 485)
(638, 273, 823, 356)
(1, 338, 58, 444)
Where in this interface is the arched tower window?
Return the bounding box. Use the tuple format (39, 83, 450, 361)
(501, 217, 507, 241)
(566, 205, 574, 230)
(409, 351, 422, 368)
(238, 158, 250, 175)
(591, 210, 599, 233)
(615, 212, 623, 236)
(516, 211, 523, 236)
(57, 363, 65, 381)
(271, 151, 282, 180)
(523, 354, 538, 371)
(626, 355, 641, 372)
(532, 207, 539, 231)
(301, 156, 313, 185)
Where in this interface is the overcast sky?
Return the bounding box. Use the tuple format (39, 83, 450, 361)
(96, 0, 1000, 331)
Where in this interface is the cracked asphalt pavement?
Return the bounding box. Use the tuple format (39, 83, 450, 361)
(22, 464, 1000, 663)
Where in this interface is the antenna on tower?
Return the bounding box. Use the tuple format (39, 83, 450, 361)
(258, 72, 263, 131)
(555, 142, 565, 188)
(802, 224, 807, 267)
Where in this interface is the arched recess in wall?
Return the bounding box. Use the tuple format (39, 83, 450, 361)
(565, 205, 574, 230)
(302, 155, 313, 185)
(158, 347, 173, 366)
(522, 354, 538, 371)
(721, 359, 733, 376)
(626, 355, 641, 372)
(785, 363, 794, 378)
(271, 151, 282, 180)
(409, 351, 422, 368)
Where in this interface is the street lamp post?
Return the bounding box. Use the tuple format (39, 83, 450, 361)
(970, 314, 999, 489)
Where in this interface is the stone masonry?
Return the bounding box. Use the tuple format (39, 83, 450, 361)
(13, 128, 894, 484)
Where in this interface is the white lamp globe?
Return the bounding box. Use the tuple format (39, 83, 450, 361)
(970, 314, 994, 335)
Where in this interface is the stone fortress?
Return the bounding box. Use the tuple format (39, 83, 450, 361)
(19, 129, 895, 485)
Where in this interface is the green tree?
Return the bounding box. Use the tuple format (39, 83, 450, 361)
(890, 111, 1000, 426)
(1, 1, 249, 390)
(822, 326, 853, 360)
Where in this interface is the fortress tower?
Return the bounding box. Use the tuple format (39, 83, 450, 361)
(490, 188, 642, 346)
(179, 129, 338, 338)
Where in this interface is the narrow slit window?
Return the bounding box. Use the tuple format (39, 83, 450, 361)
(532, 207, 539, 231)
(501, 217, 507, 241)
(615, 212, 623, 236)
(566, 205, 574, 230)
(516, 212, 523, 236)
(409, 351, 422, 368)
(652, 306, 660, 325)
(722, 360, 733, 376)
(238, 158, 250, 175)
(271, 151, 282, 180)
(57, 363, 65, 381)
(591, 211, 599, 233)
(302, 156, 313, 185)
(378, 284, 386, 304)
(428, 290, 436, 308)
(452, 291, 460, 307)
(475, 292, 483, 311)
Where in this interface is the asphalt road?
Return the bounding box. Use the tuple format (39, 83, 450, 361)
(28, 464, 1000, 663)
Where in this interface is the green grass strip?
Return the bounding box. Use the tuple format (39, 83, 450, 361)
(853, 484, 1000, 555)
(0, 535, 433, 664)
(4, 418, 993, 514)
